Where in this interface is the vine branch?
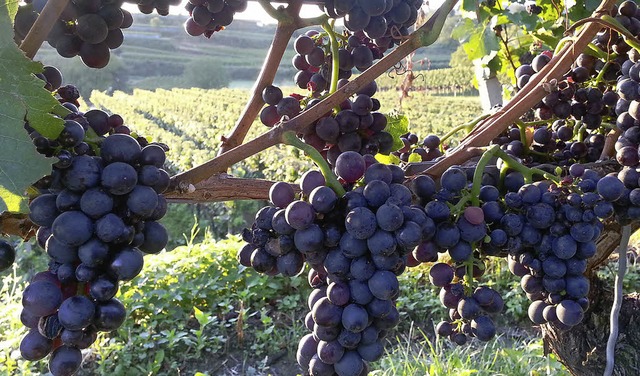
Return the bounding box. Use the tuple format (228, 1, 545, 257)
(164, 174, 299, 203)
(19, 0, 70, 59)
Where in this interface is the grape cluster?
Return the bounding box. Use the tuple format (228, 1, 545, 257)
(241, 152, 440, 375)
(405, 162, 618, 340)
(259, 23, 408, 171)
(497, 1, 640, 168)
(393, 132, 443, 163)
(495, 49, 617, 166)
(319, 0, 423, 49)
(407, 167, 503, 344)
(28, 67, 153, 166)
(238, 170, 328, 277)
(14, 0, 136, 68)
(19, 73, 170, 375)
(584, 0, 640, 222)
(260, 87, 394, 168)
(123, 0, 182, 16)
(184, 0, 248, 38)
(494, 173, 613, 329)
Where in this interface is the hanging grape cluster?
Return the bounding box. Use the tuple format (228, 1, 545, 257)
(17, 67, 171, 376)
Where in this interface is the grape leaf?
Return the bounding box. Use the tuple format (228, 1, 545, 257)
(407, 153, 422, 163)
(453, 17, 500, 63)
(375, 153, 400, 165)
(0, 1, 61, 212)
(384, 111, 409, 152)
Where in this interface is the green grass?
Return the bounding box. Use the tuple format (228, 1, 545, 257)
(372, 325, 568, 376)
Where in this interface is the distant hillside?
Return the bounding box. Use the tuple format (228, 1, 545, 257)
(35, 13, 460, 94)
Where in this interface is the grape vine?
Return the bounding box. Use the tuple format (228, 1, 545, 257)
(2, 0, 640, 375)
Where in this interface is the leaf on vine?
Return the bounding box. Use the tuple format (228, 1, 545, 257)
(384, 111, 409, 152)
(453, 17, 500, 63)
(568, 0, 600, 20)
(0, 1, 60, 212)
(499, 8, 538, 31)
(407, 153, 422, 163)
(462, 0, 480, 13)
(534, 31, 561, 51)
(1, 4, 66, 139)
(375, 153, 400, 165)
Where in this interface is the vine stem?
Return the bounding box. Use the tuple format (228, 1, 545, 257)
(218, 1, 303, 155)
(169, 0, 458, 190)
(470, 145, 498, 207)
(438, 113, 490, 148)
(494, 148, 560, 184)
(281, 131, 345, 196)
(516, 120, 529, 152)
(19, 0, 70, 59)
(604, 225, 631, 376)
(423, 0, 618, 179)
(322, 20, 340, 96)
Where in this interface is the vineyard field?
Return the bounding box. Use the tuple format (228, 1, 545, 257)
(88, 85, 483, 180)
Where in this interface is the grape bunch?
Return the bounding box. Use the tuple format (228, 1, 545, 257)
(18, 70, 170, 376)
(491, 172, 613, 329)
(492, 50, 617, 166)
(259, 24, 406, 171)
(405, 167, 504, 344)
(318, 0, 423, 50)
(123, 0, 182, 16)
(241, 152, 441, 375)
(14, 0, 135, 68)
(238, 170, 329, 277)
(29, 67, 154, 165)
(391, 132, 444, 163)
(290, 31, 384, 88)
(184, 0, 248, 38)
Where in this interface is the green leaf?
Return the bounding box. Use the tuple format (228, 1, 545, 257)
(452, 18, 476, 43)
(407, 153, 422, 163)
(375, 153, 400, 165)
(459, 18, 500, 62)
(539, 0, 562, 23)
(6, 0, 17, 21)
(384, 111, 409, 152)
(151, 349, 164, 373)
(533, 30, 561, 50)
(462, 0, 479, 13)
(0, 1, 64, 212)
(502, 8, 539, 31)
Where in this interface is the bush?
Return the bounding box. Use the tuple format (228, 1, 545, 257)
(181, 58, 230, 89)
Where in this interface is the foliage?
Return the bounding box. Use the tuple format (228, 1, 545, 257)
(181, 58, 230, 90)
(449, 44, 473, 68)
(452, 0, 600, 91)
(0, 1, 67, 212)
